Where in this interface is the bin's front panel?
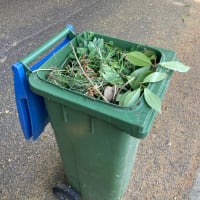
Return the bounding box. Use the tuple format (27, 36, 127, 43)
(45, 99, 139, 200)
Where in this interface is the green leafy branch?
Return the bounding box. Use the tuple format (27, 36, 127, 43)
(46, 31, 190, 112)
(122, 51, 190, 112)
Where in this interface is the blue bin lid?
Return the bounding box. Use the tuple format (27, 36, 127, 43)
(12, 25, 74, 140)
(12, 62, 49, 140)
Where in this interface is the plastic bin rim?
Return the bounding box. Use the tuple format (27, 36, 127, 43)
(29, 33, 176, 138)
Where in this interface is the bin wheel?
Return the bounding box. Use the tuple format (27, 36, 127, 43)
(53, 183, 81, 200)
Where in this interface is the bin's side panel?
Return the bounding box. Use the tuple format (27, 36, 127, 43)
(44, 99, 139, 200)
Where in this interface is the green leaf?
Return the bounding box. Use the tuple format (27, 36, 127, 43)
(88, 42, 96, 52)
(76, 47, 88, 55)
(93, 37, 97, 44)
(101, 65, 124, 85)
(127, 51, 152, 67)
(76, 35, 85, 46)
(130, 67, 152, 89)
(144, 49, 157, 60)
(123, 88, 141, 106)
(118, 91, 130, 106)
(143, 72, 167, 83)
(144, 88, 162, 113)
(160, 61, 190, 72)
(83, 40, 88, 48)
(96, 39, 104, 49)
(131, 66, 151, 78)
(84, 31, 95, 41)
(116, 93, 123, 102)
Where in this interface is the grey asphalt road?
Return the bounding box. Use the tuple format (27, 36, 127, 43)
(0, 0, 200, 200)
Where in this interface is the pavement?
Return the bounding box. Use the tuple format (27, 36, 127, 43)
(0, 0, 200, 199)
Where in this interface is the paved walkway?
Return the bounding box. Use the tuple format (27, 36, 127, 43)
(1, 0, 200, 199)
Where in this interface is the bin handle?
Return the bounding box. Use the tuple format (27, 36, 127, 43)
(20, 24, 75, 72)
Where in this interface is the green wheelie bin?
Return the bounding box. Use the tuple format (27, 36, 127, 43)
(16, 26, 176, 200)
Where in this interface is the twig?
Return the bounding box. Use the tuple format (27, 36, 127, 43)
(32, 68, 66, 73)
(70, 42, 109, 103)
(123, 76, 136, 88)
(33, 68, 54, 73)
(116, 76, 136, 96)
(60, 55, 70, 68)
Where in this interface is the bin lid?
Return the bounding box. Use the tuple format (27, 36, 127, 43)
(12, 62, 49, 140)
(12, 25, 75, 140)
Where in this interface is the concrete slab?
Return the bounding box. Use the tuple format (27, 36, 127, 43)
(0, 0, 200, 199)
